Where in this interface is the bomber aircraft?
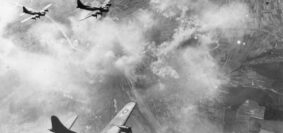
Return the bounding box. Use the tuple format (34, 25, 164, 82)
(21, 3, 52, 23)
(49, 102, 136, 133)
(77, 0, 112, 20)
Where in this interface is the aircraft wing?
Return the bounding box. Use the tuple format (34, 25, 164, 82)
(80, 11, 99, 21)
(41, 3, 52, 12)
(101, 102, 136, 133)
(68, 115, 78, 129)
(21, 15, 37, 23)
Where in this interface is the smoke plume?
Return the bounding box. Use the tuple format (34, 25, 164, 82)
(0, 0, 252, 133)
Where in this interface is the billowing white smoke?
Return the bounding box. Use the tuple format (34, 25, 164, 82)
(143, 0, 250, 132)
(0, 0, 251, 133)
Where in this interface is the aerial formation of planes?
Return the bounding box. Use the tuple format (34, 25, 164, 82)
(49, 102, 136, 133)
(21, 0, 112, 23)
(20, 1, 137, 133)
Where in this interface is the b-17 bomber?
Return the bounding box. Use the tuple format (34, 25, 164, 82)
(77, 0, 112, 20)
(21, 4, 52, 23)
(49, 102, 136, 133)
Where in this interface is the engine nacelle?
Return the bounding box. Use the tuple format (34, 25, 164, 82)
(118, 126, 132, 133)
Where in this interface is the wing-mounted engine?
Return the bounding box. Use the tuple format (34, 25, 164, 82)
(43, 9, 49, 13)
(118, 126, 132, 133)
(32, 15, 41, 20)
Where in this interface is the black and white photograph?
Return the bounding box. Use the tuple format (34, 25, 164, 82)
(0, 0, 282, 133)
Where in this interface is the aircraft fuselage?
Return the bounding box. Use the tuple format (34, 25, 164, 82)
(32, 12, 46, 16)
(79, 6, 109, 13)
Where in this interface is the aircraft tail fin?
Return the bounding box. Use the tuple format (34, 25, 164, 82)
(49, 116, 76, 133)
(77, 0, 87, 9)
(22, 6, 29, 13)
